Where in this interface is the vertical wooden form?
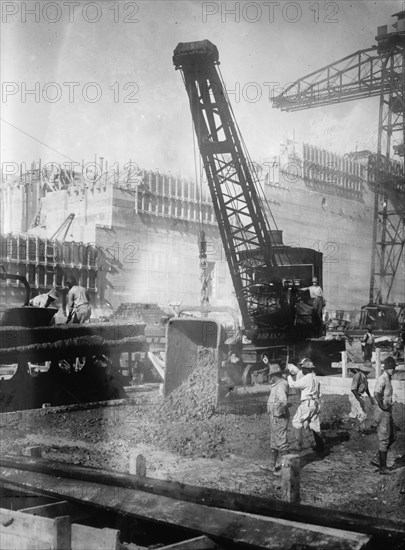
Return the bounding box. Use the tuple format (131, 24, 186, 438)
(281, 455, 300, 503)
(54, 516, 72, 550)
(375, 348, 382, 378)
(341, 351, 347, 380)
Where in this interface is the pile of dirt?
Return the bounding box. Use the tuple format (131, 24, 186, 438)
(157, 347, 218, 422)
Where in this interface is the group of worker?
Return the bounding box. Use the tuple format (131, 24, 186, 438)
(262, 354, 398, 476)
(29, 278, 91, 324)
(260, 356, 324, 474)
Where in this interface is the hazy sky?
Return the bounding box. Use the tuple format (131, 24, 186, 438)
(1, 0, 403, 178)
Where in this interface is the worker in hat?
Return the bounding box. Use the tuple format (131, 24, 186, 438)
(300, 277, 324, 334)
(260, 363, 289, 473)
(348, 362, 374, 433)
(361, 327, 375, 362)
(371, 356, 397, 474)
(287, 358, 325, 453)
(29, 287, 59, 308)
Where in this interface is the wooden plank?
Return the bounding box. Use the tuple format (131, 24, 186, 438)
(20, 500, 71, 518)
(0, 507, 55, 548)
(20, 500, 91, 522)
(0, 455, 403, 538)
(0, 469, 371, 550)
(158, 535, 219, 549)
(71, 524, 120, 550)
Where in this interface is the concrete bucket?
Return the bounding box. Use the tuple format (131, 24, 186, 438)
(163, 318, 224, 398)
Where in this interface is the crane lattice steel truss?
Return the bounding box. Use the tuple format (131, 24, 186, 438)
(273, 11, 405, 305)
(173, 41, 276, 330)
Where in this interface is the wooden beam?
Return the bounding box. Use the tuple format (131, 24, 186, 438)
(0, 455, 404, 538)
(0, 472, 370, 550)
(158, 535, 219, 549)
(20, 501, 71, 518)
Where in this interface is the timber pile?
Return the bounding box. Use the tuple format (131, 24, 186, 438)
(158, 347, 218, 421)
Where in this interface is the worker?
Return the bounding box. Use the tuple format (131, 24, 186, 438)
(300, 277, 324, 330)
(66, 278, 91, 324)
(371, 356, 397, 475)
(220, 351, 244, 396)
(256, 353, 270, 377)
(361, 326, 375, 362)
(260, 363, 289, 473)
(29, 287, 58, 308)
(287, 358, 324, 453)
(348, 362, 374, 433)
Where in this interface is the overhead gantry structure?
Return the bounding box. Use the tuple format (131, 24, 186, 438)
(273, 11, 405, 305)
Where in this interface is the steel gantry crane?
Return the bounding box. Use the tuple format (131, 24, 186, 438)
(273, 11, 405, 306)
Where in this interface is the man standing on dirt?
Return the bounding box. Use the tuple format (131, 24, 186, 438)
(371, 356, 397, 475)
(66, 278, 91, 324)
(361, 327, 375, 362)
(287, 359, 325, 453)
(349, 362, 374, 433)
(260, 363, 289, 473)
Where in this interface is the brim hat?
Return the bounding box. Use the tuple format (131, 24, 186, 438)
(312, 277, 318, 283)
(47, 288, 58, 300)
(301, 359, 316, 369)
(383, 356, 396, 369)
(268, 363, 282, 375)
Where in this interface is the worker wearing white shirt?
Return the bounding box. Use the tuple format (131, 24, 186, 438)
(300, 277, 324, 327)
(287, 358, 324, 453)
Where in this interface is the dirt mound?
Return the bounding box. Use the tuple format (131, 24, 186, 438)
(158, 347, 218, 421)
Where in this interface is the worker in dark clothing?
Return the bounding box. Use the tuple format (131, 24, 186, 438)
(260, 363, 289, 473)
(349, 362, 374, 433)
(361, 327, 375, 362)
(371, 356, 396, 475)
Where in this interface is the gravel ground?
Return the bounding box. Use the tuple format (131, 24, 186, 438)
(1, 349, 404, 523)
(1, 389, 404, 523)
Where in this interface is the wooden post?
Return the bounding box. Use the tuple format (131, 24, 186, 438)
(53, 516, 71, 550)
(340, 351, 347, 380)
(375, 348, 382, 378)
(136, 454, 147, 477)
(280, 454, 300, 503)
(129, 453, 146, 477)
(26, 446, 42, 458)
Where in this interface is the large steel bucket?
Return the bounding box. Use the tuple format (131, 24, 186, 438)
(163, 318, 224, 398)
(0, 307, 57, 327)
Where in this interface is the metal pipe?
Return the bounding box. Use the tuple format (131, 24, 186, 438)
(0, 268, 31, 305)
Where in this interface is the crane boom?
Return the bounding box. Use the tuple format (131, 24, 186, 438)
(173, 41, 277, 331)
(174, 40, 323, 341)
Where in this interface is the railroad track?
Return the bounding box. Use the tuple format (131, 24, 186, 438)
(1, 455, 404, 550)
